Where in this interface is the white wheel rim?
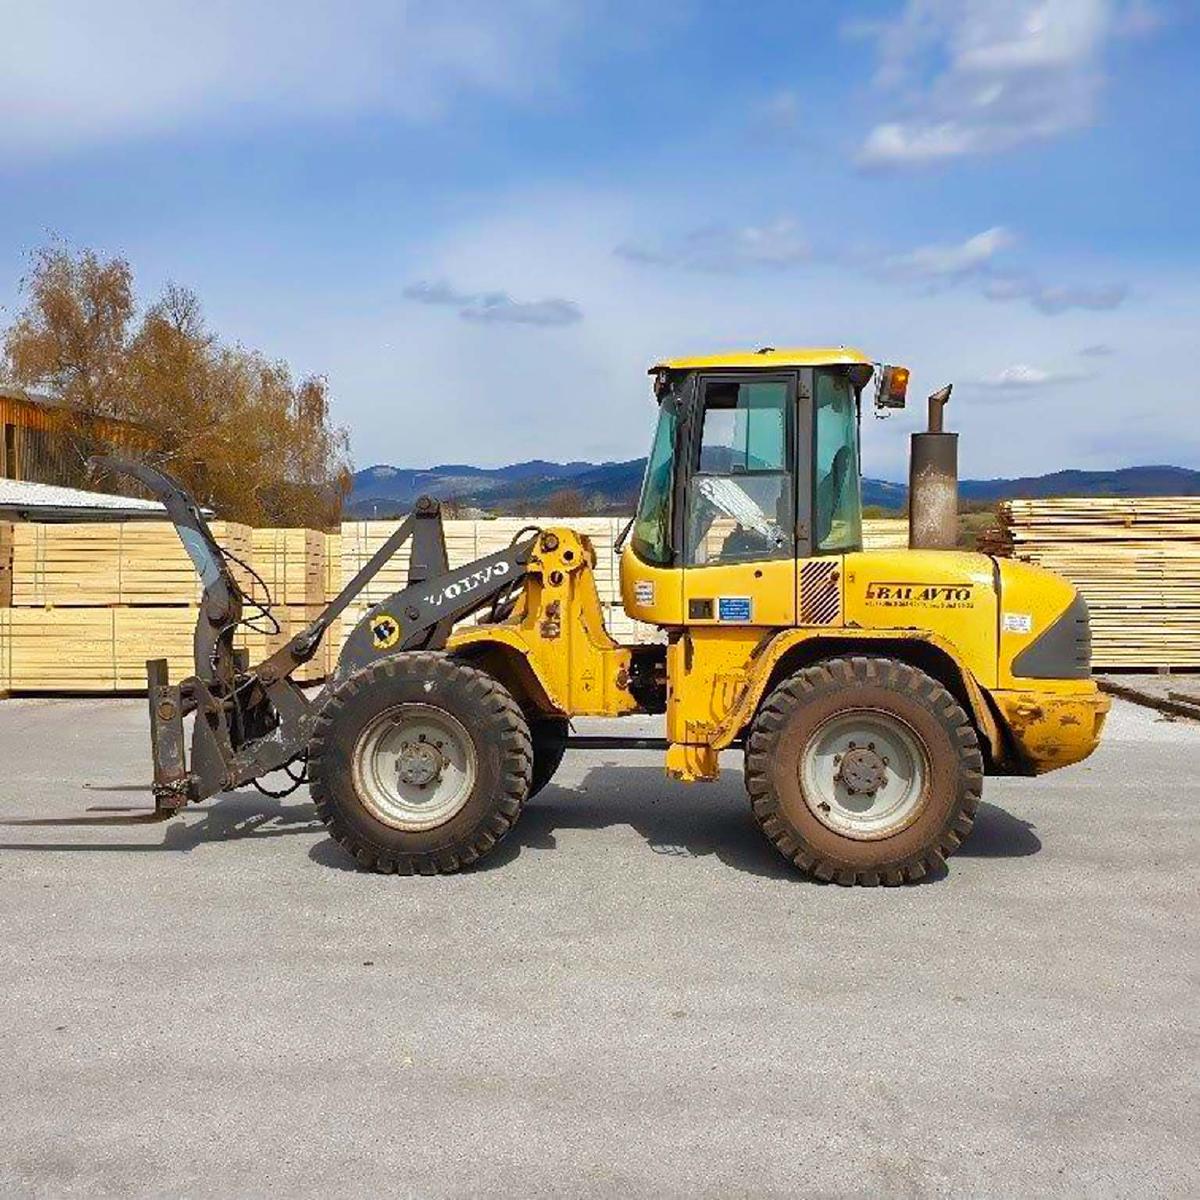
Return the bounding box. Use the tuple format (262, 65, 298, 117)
(800, 709, 929, 841)
(351, 704, 477, 831)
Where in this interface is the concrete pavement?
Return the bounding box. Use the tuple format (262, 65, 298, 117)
(0, 697, 1196, 1197)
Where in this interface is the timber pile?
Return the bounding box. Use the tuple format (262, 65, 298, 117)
(0, 513, 916, 695)
(10, 521, 253, 606)
(0, 523, 10, 694)
(985, 497, 1200, 669)
(0, 520, 331, 692)
(862, 518, 908, 550)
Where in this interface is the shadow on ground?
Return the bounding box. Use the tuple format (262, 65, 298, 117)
(0, 791, 322, 853)
(2, 765, 1040, 881)
(309, 765, 1041, 882)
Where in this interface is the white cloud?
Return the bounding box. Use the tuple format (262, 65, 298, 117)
(971, 362, 1092, 390)
(0, 0, 595, 154)
(615, 220, 810, 273)
(296, 187, 1194, 477)
(1080, 342, 1115, 356)
(461, 296, 583, 327)
(861, 121, 983, 166)
(983, 274, 1128, 313)
(403, 280, 582, 327)
(884, 226, 1014, 280)
(622, 218, 1127, 315)
(855, 0, 1166, 168)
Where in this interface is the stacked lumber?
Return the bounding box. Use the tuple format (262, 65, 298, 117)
(0, 510, 1085, 697)
(988, 497, 1200, 669)
(247, 528, 326, 606)
(0, 607, 9, 695)
(1, 519, 332, 692)
(862, 518, 908, 550)
(323, 532, 342, 601)
(320, 531, 343, 678)
(244, 527, 331, 682)
(9, 521, 253, 606)
(240, 602, 332, 684)
(0, 522, 12, 609)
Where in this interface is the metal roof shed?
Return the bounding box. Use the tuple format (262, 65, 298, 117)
(0, 478, 167, 523)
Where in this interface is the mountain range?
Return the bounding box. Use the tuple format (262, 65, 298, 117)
(348, 461, 1200, 518)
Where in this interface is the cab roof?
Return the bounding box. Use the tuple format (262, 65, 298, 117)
(651, 346, 872, 373)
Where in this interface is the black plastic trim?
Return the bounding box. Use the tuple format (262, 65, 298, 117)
(1012, 591, 1092, 680)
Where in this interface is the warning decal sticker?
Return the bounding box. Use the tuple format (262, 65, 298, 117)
(370, 612, 401, 650)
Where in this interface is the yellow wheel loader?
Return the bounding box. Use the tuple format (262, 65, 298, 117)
(96, 347, 1108, 885)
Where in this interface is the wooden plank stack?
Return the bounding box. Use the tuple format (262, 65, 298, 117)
(0, 522, 13, 610)
(862, 518, 908, 550)
(27, 505, 1161, 695)
(984, 497, 1200, 669)
(0, 520, 332, 692)
(9, 521, 253, 606)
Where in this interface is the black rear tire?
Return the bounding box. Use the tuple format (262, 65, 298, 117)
(528, 716, 569, 798)
(744, 656, 983, 885)
(308, 652, 532, 874)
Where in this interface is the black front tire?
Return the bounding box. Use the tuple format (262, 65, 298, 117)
(308, 653, 532, 874)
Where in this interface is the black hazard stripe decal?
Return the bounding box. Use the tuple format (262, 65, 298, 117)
(800, 560, 840, 625)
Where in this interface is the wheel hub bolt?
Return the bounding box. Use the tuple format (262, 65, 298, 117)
(835, 745, 890, 797)
(397, 739, 444, 788)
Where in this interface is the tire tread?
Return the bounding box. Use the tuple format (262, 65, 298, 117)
(743, 655, 983, 886)
(308, 652, 532, 876)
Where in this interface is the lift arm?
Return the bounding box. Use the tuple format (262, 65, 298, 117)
(88, 457, 538, 813)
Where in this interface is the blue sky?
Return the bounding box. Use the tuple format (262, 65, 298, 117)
(1, 0, 1197, 482)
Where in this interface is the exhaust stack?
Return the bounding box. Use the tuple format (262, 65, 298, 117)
(908, 384, 957, 550)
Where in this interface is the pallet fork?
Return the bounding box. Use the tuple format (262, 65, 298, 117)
(90, 458, 538, 816)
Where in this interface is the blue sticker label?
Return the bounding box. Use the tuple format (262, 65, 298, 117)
(718, 596, 752, 622)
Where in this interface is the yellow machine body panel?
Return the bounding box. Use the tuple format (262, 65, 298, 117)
(680, 557, 797, 627)
(448, 527, 639, 720)
(842, 549, 999, 688)
(446, 344, 1107, 790)
(619, 549, 684, 626)
(653, 347, 872, 372)
(453, 531, 1107, 785)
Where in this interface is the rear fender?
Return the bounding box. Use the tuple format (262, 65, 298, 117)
(714, 627, 1006, 765)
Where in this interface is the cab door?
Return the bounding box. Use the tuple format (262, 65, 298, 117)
(797, 368, 863, 629)
(680, 372, 799, 629)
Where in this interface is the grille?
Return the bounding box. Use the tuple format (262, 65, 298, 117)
(800, 560, 841, 625)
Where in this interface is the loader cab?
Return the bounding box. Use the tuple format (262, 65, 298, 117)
(622, 348, 879, 628)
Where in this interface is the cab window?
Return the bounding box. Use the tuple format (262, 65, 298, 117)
(814, 369, 863, 553)
(631, 393, 679, 566)
(685, 377, 793, 566)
